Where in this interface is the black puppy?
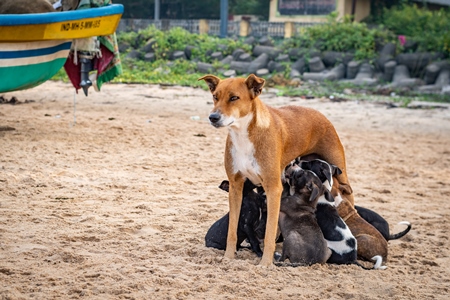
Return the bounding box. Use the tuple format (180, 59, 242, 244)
(355, 205, 412, 241)
(205, 179, 265, 257)
(277, 168, 331, 266)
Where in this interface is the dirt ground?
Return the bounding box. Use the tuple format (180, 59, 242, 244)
(1, 81, 449, 299)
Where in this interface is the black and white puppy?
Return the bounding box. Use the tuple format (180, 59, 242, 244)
(205, 179, 265, 257)
(355, 205, 412, 241)
(299, 159, 385, 269)
(295, 159, 358, 265)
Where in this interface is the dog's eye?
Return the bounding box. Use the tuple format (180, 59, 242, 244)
(212, 95, 218, 101)
(229, 96, 239, 102)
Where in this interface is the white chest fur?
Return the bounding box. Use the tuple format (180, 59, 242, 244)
(228, 113, 261, 185)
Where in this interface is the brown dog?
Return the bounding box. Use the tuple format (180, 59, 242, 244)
(332, 179, 388, 264)
(199, 74, 354, 266)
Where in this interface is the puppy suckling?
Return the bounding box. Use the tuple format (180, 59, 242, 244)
(355, 206, 411, 241)
(205, 179, 265, 257)
(297, 159, 359, 264)
(276, 168, 331, 266)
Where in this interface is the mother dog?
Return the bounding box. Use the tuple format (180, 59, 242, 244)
(199, 74, 354, 266)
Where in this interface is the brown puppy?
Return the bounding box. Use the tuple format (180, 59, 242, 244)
(333, 179, 388, 265)
(199, 74, 354, 266)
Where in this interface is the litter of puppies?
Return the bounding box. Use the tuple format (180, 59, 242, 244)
(205, 157, 412, 269)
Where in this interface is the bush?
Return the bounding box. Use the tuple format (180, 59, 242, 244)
(380, 4, 450, 54)
(283, 13, 396, 61)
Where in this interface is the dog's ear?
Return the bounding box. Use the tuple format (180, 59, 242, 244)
(331, 164, 342, 176)
(307, 183, 321, 202)
(321, 165, 334, 187)
(198, 75, 221, 93)
(323, 189, 335, 202)
(339, 183, 353, 195)
(218, 180, 230, 192)
(245, 74, 265, 99)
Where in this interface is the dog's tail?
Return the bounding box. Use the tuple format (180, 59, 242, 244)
(354, 255, 387, 270)
(389, 221, 412, 240)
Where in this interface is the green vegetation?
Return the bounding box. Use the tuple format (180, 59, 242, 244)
(52, 5, 449, 104)
(379, 4, 450, 54)
(283, 13, 397, 61)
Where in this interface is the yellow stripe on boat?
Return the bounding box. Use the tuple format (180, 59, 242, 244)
(0, 14, 122, 42)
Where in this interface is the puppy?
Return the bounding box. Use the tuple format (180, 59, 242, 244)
(334, 180, 389, 265)
(205, 179, 265, 257)
(355, 206, 412, 241)
(292, 159, 380, 268)
(276, 168, 331, 266)
(199, 74, 354, 266)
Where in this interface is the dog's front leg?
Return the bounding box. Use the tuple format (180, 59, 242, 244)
(260, 179, 283, 266)
(224, 177, 245, 259)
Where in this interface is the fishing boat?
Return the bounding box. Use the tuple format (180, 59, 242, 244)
(0, 4, 123, 93)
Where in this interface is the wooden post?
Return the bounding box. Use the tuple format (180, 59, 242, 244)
(284, 22, 295, 38)
(199, 19, 209, 35)
(239, 19, 250, 37)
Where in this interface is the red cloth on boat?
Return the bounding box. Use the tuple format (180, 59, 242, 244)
(63, 44, 114, 92)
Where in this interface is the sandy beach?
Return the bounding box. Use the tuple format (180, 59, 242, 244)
(1, 80, 449, 299)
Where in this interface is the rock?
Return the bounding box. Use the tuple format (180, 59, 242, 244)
(424, 63, 441, 85)
(308, 57, 325, 73)
(230, 61, 251, 74)
(223, 69, 236, 77)
(322, 51, 344, 68)
(396, 52, 442, 77)
(346, 61, 361, 79)
(392, 65, 410, 84)
(232, 48, 246, 60)
(252, 45, 282, 59)
(442, 85, 450, 95)
(259, 36, 273, 46)
(288, 48, 305, 60)
(290, 69, 301, 78)
(238, 53, 252, 62)
(197, 62, 215, 73)
(383, 60, 397, 82)
(275, 54, 290, 63)
(244, 36, 256, 45)
(356, 63, 374, 80)
(142, 39, 156, 53)
(268, 61, 286, 73)
(435, 69, 450, 87)
(248, 53, 270, 74)
(125, 50, 140, 60)
(184, 45, 196, 60)
(210, 52, 223, 61)
(219, 55, 233, 65)
(376, 43, 396, 72)
(302, 72, 329, 82)
(118, 41, 131, 53)
(291, 58, 306, 74)
(327, 63, 345, 81)
(171, 51, 186, 60)
(256, 68, 270, 76)
(143, 52, 155, 62)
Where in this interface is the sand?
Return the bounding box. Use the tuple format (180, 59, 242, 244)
(1, 81, 449, 299)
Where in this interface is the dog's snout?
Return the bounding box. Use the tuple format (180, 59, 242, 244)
(209, 113, 221, 124)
